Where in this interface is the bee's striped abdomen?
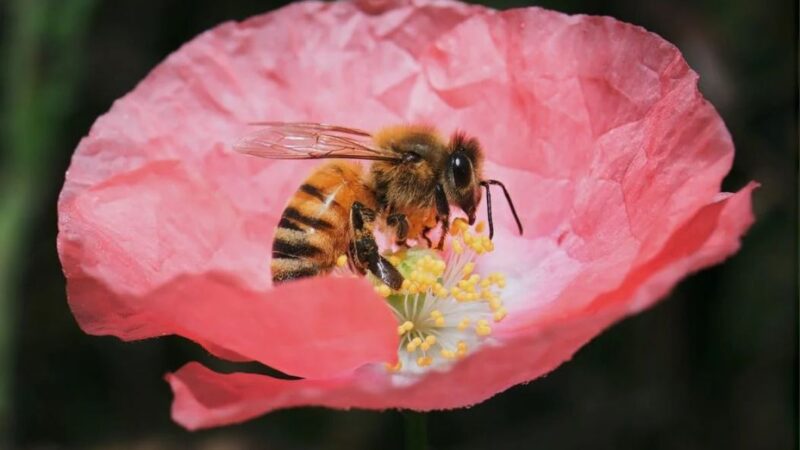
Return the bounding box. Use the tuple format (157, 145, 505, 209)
(270, 162, 371, 285)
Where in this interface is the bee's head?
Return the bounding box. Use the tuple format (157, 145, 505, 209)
(444, 132, 484, 224)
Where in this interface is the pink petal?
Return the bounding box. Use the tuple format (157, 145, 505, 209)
(56, 0, 757, 428)
(59, 159, 398, 377)
(168, 183, 754, 429)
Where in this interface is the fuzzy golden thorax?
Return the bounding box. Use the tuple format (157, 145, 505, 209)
(370, 125, 485, 229)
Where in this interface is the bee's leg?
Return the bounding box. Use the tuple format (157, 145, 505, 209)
(350, 202, 404, 290)
(347, 240, 366, 275)
(434, 184, 450, 250)
(386, 213, 409, 247)
(421, 227, 433, 248)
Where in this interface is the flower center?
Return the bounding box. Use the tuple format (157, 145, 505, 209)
(371, 219, 508, 374)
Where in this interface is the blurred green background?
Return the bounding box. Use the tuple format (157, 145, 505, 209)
(0, 0, 796, 449)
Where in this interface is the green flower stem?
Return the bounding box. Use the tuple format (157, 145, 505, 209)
(403, 411, 428, 450)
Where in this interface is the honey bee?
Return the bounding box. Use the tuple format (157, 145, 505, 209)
(235, 122, 523, 290)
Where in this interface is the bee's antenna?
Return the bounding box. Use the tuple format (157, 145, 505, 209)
(480, 179, 524, 239)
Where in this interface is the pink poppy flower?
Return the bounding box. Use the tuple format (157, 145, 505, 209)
(57, 0, 756, 430)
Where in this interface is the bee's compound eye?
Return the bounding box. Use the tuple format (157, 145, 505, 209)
(451, 153, 472, 188)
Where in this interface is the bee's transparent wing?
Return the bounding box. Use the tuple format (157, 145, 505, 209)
(234, 122, 400, 162)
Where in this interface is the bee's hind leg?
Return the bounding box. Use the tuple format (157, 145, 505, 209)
(387, 212, 409, 247)
(350, 202, 404, 290)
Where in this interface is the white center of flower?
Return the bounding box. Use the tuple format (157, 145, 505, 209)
(370, 219, 508, 374)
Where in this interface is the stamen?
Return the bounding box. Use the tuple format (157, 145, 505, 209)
(369, 220, 509, 374)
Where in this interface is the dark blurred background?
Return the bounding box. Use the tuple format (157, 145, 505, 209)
(0, 0, 796, 449)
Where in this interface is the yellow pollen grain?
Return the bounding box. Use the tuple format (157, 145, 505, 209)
(429, 311, 446, 327)
(475, 319, 492, 337)
(440, 349, 456, 360)
(493, 307, 508, 322)
(420, 335, 437, 351)
(336, 254, 348, 267)
(406, 337, 422, 353)
(457, 318, 471, 330)
(463, 231, 474, 246)
(462, 262, 475, 278)
(401, 279, 412, 291)
(417, 356, 433, 367)
(456, 341, 468, 358)
(475, 221, 486, 233)
(397, 321, 414, 335)
(389, 255, 401, 266)
(375, 284, 392, 298)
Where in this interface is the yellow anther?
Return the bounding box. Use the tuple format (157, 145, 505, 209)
(336, 254, 348, 267)
(488, 297, 502, 311)
(397, 321, 414, 335)
(452, 240, 463, 254)
(475, 221, 486, 233)
(406, 337, 422, 352)
(463, 231, 474, 246)
(429, 311, 445, 326)
(389, 255, 401, 266)
(409, 270, 420, 282)
(401, 279, 412, 291)
(457, 318, 471, 331)
(440, 349, 456, 360)
(385, 361, 402, 372)
(462, 262, 475, 278)
(493, 307, 507, 322)
(482, 238, 495, 252)
(416, 356, 433, 367)
(420, 335, 437, 351)
(475, 319, 492, 337)
(375, 284, 392, 298)
(456, 341, 468, 358)
(480, 278, 491, 289)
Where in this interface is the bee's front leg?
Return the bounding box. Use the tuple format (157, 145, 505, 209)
(421, 227, 433, 248)
(434, 184, 450, 250)
(386, 212, 409, 247)
(350, 202, 404, 290)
